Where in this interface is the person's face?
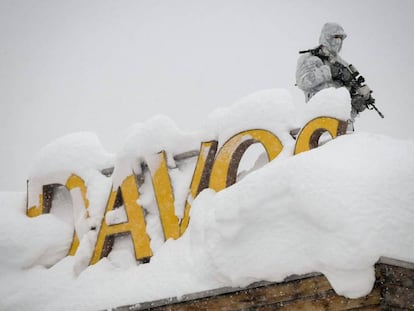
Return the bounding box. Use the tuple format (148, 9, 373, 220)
(329, 34, 344, 54)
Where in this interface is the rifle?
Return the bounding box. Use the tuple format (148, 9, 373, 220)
(299, 46, 384, 118)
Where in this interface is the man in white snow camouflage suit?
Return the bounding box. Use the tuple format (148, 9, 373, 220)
(296, 23, 367, 123)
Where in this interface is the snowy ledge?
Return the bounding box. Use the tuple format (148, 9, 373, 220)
(113, 257, 414, 311)
(1, 88, 413, 311)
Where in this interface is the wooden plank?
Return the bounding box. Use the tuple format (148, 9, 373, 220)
(381, 284, 414, 310)
(114, 261, 414, 311)
(376, 264, 414, 289)
(376, 261, 414, 310)
(257, 288, 380, 311)
(146, 275, 332, 311)
(146, 277, 380, 311)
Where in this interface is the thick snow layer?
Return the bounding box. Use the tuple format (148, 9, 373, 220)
(300, 86, 351, 122)
(202, 88, 297, 143)
(29, 132, 114, 180)
(112, 115, 200, 187)
(0, 88, 413, 310)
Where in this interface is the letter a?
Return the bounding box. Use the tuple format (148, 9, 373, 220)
(90, 174, 152, 265)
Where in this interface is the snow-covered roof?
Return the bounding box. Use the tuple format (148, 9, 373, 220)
(1, 88, 413, 311)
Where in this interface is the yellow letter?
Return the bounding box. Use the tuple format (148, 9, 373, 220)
(147, 142, 218, 238)
(90, 174, 152, 265)
(147, 151, 180, 240)
(26, 174, 90, 256)
(65, 174, 90, 256)
(294, 117, 348, 155)
(209, 129, 284, 192)
(180, 141, 218, 234)
(27, 183, 55, 217)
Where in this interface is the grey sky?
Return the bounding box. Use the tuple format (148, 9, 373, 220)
(1, 0, 413, 191)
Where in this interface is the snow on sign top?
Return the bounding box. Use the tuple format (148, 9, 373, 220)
(1, 88, 413, 311)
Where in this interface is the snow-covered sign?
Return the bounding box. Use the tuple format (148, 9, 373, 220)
(27, 114, 347, 265)
(2, 88, 413, 311)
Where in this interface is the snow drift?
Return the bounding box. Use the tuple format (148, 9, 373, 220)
(0, 88, 413, 311)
